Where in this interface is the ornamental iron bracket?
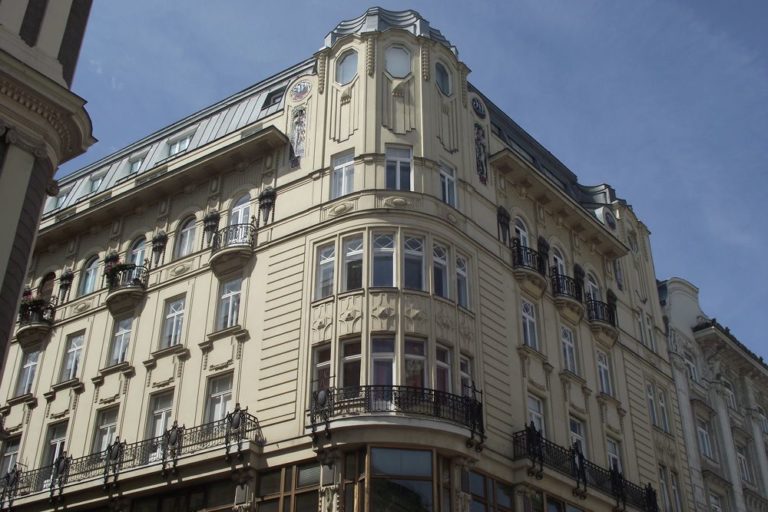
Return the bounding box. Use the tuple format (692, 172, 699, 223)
(103, 437, 126, 488)
(225, 403, 248, 461)
(161, 420, 185, 476)
(309, 388, 332, 445)
(525, 422, 544, 479)
(49, 451, 72, 502)
(571, 443, 588, 499)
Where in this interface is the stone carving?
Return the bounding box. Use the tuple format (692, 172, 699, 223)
(474, 124, 488, 185)
(420, 42, 430, 81)
(330, 81, 359, 142)
(436, 96, 459, 153)
(366, 35, 375, 76)
(311, 302, 333, 342)
(382, 75, 416, 134)
(291, 107, 307, 158)
(370, 293, 397, 331)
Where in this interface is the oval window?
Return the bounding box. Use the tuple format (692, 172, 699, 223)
(385, 47, 410, 78)
(435, 62, 451, 95)
(336, 51, 358, 85)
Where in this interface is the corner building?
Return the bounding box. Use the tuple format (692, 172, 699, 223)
(0, 8, 691, 512)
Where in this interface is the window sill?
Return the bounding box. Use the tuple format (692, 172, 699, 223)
(402, 288, 430, 297)
(97, 361, 135, 379)
(6, 393, 36, 408)
(559, 369, 586, 386)
(369, 286, 399, 293)
(201, 325, 250, 352)
(458, 304, 474, 316)
(51, 378, 85, 393)
(337, 289, 364, 300)
(151, 344, 190, 360)
(596, 391, 621, 407)
(311, 295, 335, 306)
(517, 344, 547, 363)
(652, 425, 674, 438)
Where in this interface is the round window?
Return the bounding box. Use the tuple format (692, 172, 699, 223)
(385, 47, 410, 78)
(435, 62, 451, 95)
(336, 51, 358, 85)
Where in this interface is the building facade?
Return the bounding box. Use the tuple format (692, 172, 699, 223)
(659, 278, 768, 512)
(0, 8, 693, 512)
(0, 0, 95, 363)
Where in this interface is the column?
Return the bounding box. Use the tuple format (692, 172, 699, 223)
(743, 378, 768, 494)
(712, 380, 748, 512)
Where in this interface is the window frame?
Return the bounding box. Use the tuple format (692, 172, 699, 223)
(312, 344, 331, 395)
(606, 438, 622, 472)
(161, 296, 186, 349)
(514, 218, 529, 247)
(433, 244, 449, 299)
(341, 235, 363, 292)
(384, 45, 411, 78)
(314, 243, 336, 300)
(60, 331, 84, 382)
(569, 417, 587, 456)
(597, 350, 613, 396)
(217, 277, 242, 331)
(109, 316, 132, 366)
(92, 407, 119, 454)
(402, 235, 425, 291)
(737, 445, 753, 483)
(371, 233, 396, 287)
(43, 421, 68, 466)
(435, 61, 451, 95)
(331, 153, 355, 199)
(79, 256, 99, 296)
(16, 350, 39, 396)
(205, 373, 233, 423)
(435, 345, 452, 393)
(0, 437, 20, 477)
(174, 217, 197, 259)
(336, 50, 358, 85)
(146, 391, 174, 440)
(168, 134, 192, 156)
(560, 325, 578, 374)
(385, 146, 413, 191)
(404, 338, 427, 388)
(439, 164, 456, 207)
(340, 339, 362, 391)
(456, 254, 469, 308)
(521, 299, 539, 351)
(697, 420, 714, 460)
(527, 394, 545, 435)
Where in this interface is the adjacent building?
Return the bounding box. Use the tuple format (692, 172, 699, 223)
(0, 0, 95, 365)
(659, 278, 768, 512)
(0, 8, 694, 512)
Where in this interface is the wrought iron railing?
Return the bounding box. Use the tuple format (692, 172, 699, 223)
(211, 223, 256, 253)
(586, 299, 617, 327)
(105, 264, 149, 291)
(511, 240, 546, 276)
(0, 409, 263, 507)
(512, 427, 658, 512)
(551, 270, 583, 302)
(309, 385, 485, 448)
(17, 297, 56, 325)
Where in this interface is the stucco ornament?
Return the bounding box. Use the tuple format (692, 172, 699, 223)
(291, 107, 307, 158)
(474, 123, 488, 185)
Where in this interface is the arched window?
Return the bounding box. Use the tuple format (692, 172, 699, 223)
(230, 195, 251, 225)
(587, 273, 601, 300)
(38, 272, 56, 301)
(175, 217, 197, 259)
(435, 62, 451, 95)
(385, 46, 410, 78)
(514, 219, 529, 247)
(79, 256, 99, 296)
(336, 51, 358, 85)
(130, 238, 146, 266)
(552, 248, 566, 275)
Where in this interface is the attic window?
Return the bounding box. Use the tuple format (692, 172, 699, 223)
(262, 88, 286, 110)
(55, 188, 71, 209)
(169, 135, 191, 156)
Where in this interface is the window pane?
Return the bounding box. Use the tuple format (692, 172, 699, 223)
(337, 52, 358, 85)
(371, 448, 432, 477)
(298, 463, 321, 487)
(385, 47, 410, 78)
(372, 479, 432, 512)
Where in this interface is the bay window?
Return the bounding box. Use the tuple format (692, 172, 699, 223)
(342, 236, 363, 291)
(433, 244, 448, 298)
(456, 255, 469, 308)
(312, 345, 331, 395)
(372, 233, 395, 287)
(436, 346, 452, 393)
(403, 236, 425, 290)
(315, 244, 335, 299)
(340, 340, 361, 393)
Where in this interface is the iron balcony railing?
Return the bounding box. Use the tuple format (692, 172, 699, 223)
(105, 264, 149, 291)
(211, 223, 256, 253)
(511, 240, 546, 276)
(0, 409, 263, 507)
(586, 299, 617, 327)
(309, 385, 485, 448)
(512, 426, 658, 512)
(551, 269, 583, 302)
(17, 297, 56, 325)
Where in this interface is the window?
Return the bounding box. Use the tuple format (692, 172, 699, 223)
(169, 135, 191, 156)
(684, 352, 699, 383)
(16, 350, 39, 396)
(433, 244, 449, 298)
(37, 272, 55, 302)
(709, 494, 723, 512)
(262, 88, 285, 109)
(456, 255, 469, 308)
(314, 244, 335, 299)
(697, 420, 714, 459)
(89, 174, 104, 193)
(43, 422, 68, 466)
(55, 189, 70, 209)
(60, 332, 83, 382)
(147, 392, 174, 440)
(607, 438, 621, 472)
(758, 407, 768, 434)
(436, 346, 452, 393)
(384, 46, 410, 77)
(646, 314, 656, 351)
(552, 248, 566, 275)
(175, 217, 197, 258)
(521, 300, 538, 350)
(460, 356, 472, 396)
(230, 195, 251, 226)
(161, 297, 185, 348)
(670, 472, 683, 512)
(385, 146, 412, 191)
(597, 351, 613, 396)
(0, 438, 19, 477)
(371, 337, 395, 386)
(217, 277, 242, 330)
(586, 273, 600, 301)
(336, 51, 358, 85)
(646, 384, 658, 426)
(528, 395, 545, 435)
(404, 339, 426, 388)
(342, 236, 363, 291)
(435, 62, 451, 95)
(658, 390, 670, 432)
(331, 153, 354, 199)
(129, 238, 146, 266)
(206, 374, 232, 422)
(569, 418, 587, 456)
(514, 219, 529, 247)
(658, 466, 671, 512)
(93, 408, 118, 454)
(561, 326, 577, 373)
(110, 317, 132, 366)
(737, 445, 753, 482)
(439, 164, 456, 207)
(372, 233, 395, 287)
(370, 448, 433, 512)
(340, 340, 361, 391)
(128, 156, 144, 174)
(403, 236, 425, 290)
(613, 259, 624, 290)
(79, 256, 99, 296)
(723, 380, 738, 410)
(312, 345, 331, 394)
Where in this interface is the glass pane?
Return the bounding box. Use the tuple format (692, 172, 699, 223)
(385, 47, 410, 77)
(400, 161, 411, 190)
(259, 499, 279, 512)
(469, 472, 485, 497)
(296, 492, 319, 512)
(259, 470, 282, 496)
(371, 448, 432, 477)
(373, 254, 393, 287)
(372, 479, 433, 512)
(372, 338, 395, 353)
(495, 482, 513, 509)
(298, 463, 321, 487)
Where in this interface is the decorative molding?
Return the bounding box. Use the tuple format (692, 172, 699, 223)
(420, 41, 430, 81)
(317, 53, 327, 94)
(366, 35, 375, 76)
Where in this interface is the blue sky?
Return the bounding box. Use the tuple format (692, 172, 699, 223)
(59, 1, 768, 360)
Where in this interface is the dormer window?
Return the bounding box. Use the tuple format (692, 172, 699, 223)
(435, 62, 451, 95)
(336, 51, 358, 85)
(128, 156, 144, 174)
(89, 174, 104, 193)
(385, 46, 410, 78)
(169, 135, 191, 157)
(262, 88, 286, 110)
(55, 188, 71, 209)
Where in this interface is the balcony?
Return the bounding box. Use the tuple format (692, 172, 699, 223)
(551, 271, 584, 323)
(0, 409, 263, 507)
(15, 298, 56, 347)
(104, 264, 149, 314)
(511, 240, 547, 297)
(586, 299, 619, 347)
(512, 427, 659, 512)
(309, 385, 485, 449)
(209, 223, 256, 276)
